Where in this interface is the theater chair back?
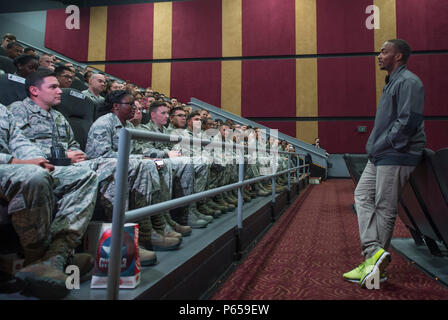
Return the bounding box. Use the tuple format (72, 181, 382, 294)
(399, 148, 448, 252)
(70, 76, 88, 91)
(53, 88, 95, 151)
(0, 73, 27, 107)
(0, 56, 16, 74)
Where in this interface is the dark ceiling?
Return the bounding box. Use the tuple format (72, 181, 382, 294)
(0, 0, 188, 13)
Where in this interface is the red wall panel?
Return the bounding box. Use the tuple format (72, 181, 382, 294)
(45, 8, 90, 61)
(407, 54, 448, 116)
(316, 0, 374, 54)
(242, 0, 295, 56)
(396, 0, 448, 51)
(242, 59, 296, 118)
(424, 120, 448, 151)
(172, 0, 222, 59)
(318, 121, 374, 154)
(256, 121, 297, 139)
(105, 63, 152, 88)
(105, 3, 154, 61)
(170, 61, 221, 107)
(318, 56, 377, 117)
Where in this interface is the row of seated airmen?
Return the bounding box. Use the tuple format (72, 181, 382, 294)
(0, 69, 295, 299)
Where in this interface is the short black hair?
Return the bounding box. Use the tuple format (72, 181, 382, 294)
(104, 89, 133, 112)
(169, 106, 185, 117)
(24, 47, 36, 54)
(13, 54, 38, 68)
(6, 42, 22, 50)
(25, 69, 56, 97)
(387, 39, 411, 64)
(54, 65, 74, 76)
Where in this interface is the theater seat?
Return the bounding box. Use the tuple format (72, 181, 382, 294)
(70, 77, 88, 91)
(418, 148, 448, 249)
(343, 154, 368, 186)
(0, 73, 27, 106)
(399, 148, 448, 254)
(53, 88, 95, 151)
(0, 56, 16, 74)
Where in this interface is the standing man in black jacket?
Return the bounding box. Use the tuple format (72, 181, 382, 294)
(343, 39, 426, 288)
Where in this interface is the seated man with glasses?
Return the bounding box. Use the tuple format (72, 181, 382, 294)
(54, 65, 74, 88)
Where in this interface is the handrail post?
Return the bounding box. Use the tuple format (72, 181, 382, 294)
(287, 153, 291, 192)
(107, 128, 131, 300)
(235, 145, 244, 260)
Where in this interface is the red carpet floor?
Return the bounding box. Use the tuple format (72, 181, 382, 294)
(211, 179, 448, 300)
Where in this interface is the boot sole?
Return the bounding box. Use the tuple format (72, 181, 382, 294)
(141, 256, 158, 267)
(152, 243, 181, 251)
(16, 272, 69, 300)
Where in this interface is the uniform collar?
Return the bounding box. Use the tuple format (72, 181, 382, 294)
(24, 97, 55, 118)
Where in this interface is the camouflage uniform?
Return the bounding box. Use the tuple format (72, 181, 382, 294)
(133, 121, 211, 227)
(170, 127, 236, 214)
(134, 120, 199, 198)
(0, 104, 98, 264)
(85, 113, 179, 247)
(9, 98, 156, 221)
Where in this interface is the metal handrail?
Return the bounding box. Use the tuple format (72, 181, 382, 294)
(106, 129, 309, 300)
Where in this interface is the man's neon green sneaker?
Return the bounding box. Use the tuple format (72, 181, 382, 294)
(343, 261, 387, 283)
(359, 248, 391, 288)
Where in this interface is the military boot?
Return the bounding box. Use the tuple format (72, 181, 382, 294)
(148, 232, 181, 251)
(206, 198, 226, 215)
(262, 181, 272, 192)
(253, 183, 270, 196)
(275, 184, 287, 193)
(242, 188, 252, 202)
(185, 204, 209, 228)
(215, 194, 235, 211)
(247, 186, 258, 198)
(165, 212, 192, 237)
(198, 201, 221, 218)
(258, 182, 271, 193)
(224, 191, 238, 205)
(139, 218, 181, 251)
(138, 247, 157, 266)
(69, 253, 94, 283)
(222, 192, 237, 206)
(196, 204, 216, 221)
(161, 224, 182, 239)
(15, 254, 69, 300)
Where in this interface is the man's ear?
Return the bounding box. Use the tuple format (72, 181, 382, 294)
(394, 51, 403, 63)
(28, 85, 39, 97)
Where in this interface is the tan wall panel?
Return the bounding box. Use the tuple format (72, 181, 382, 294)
(222, 0, 242, 57)
(295, 0, 317, 55)
(221, 61, 241, 116)
(88, 6, 108, 62)
(151, 62, 171, 97)
(296, 58, 317, 117)
(374, 0, 397, 105)
(153, 2, 172, 60)
(296, 121, 318, 145)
